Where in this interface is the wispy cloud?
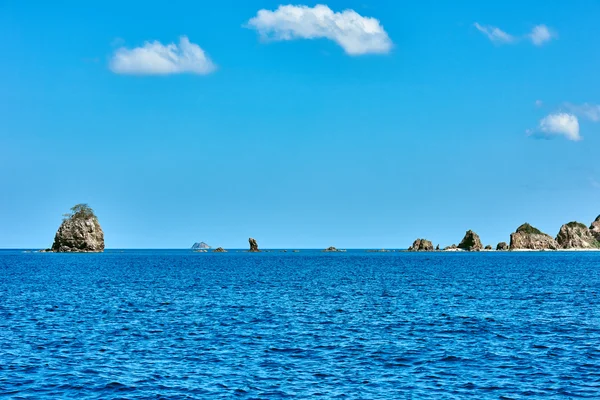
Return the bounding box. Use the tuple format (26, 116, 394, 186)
(564, 103, 600, 122)
(246, 4, 392, 55)
(473, 23, 515, 44)
(528, 24, 554, 46)
(474, 23, 555, 46)
(529, 113, 581, 141)
(109, 36, 216, 75)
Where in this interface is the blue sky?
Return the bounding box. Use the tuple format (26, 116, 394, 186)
(1, 0, 599, 249)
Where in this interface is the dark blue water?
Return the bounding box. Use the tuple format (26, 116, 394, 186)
(1, 250, 600, 399)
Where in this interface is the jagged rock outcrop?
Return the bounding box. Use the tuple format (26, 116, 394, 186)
(249, 238, 260, 252)
(213, 247, 227, 253)
(323, 246, 340, 252)
(458, 230, 483, 251)
(408, 239, 434, 251)
(435, 244, 440, 251)
(591, 216, 600, 241)
(510, 223, 558, 250)
(484, 245, 492, 250)
(496, 242, 509, 251)
(444, 244, 458, 251)
(556, 222, 600, 249)
(50, 204, 104, 253)
(192, 242, 210, 250)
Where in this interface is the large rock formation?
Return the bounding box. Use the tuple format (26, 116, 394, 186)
(510, 223, 558, 250)
(213, 247, 227, 253)
(50, 204, 104, 253)
(323, 246, 339, 252)
(496, 242, 509, 251)
(192, 242, 210, 250)
(408, 239, 434, 251)
(458, 230, 483, 251)
(248, 238, 260, 252)
(591, 216, 600, 241)
(556, 222, 600, 249)
(484, 245, 492, 250)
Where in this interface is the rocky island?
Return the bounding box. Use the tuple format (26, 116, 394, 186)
(192, 242, 210, 250)
(408, 239, 433, 252)
(510, 223, 558, 250)
(458, 230, 483, 251)
(249, 238, 260, 252)
(46, 204, 104, 253)
(556, 221, 600, 249)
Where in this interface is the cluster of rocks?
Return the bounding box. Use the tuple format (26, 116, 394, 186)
(323, 246, 346, 252)
(407, 215, 600, 252)
(42, 204, 600, 254)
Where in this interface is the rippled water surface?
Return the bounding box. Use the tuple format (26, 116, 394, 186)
(1, 250, 600, 399)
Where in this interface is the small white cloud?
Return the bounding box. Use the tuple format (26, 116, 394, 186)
(475, 23, 556, 46)
(528, 25, 554, 46)
(473, 23, 516, 44)
(534, 113, 581, 141)
(564, 103, 600, 122)
(246, 4, 392, 55)
(110, 36, 216, 75)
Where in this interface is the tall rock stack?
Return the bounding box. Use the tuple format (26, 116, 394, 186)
(458, 230, 483, 251)
(50, 204, 104, 253)
(249, 238, 260, 252)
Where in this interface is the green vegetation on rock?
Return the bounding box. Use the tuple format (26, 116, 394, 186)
(516, 223, 542, 235)
(565, 221, 587, 229)
(63, 203, 97, 221)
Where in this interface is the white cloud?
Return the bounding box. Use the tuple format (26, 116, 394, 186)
(535, 113, 581, 141)
(246, 4, 392, 55)
(528, 25, 554, 46)
(473, 23, 515, 44)
(564, 103, 600, 122)
(110, 36, 216, 75)
(475, 23, 556, 46)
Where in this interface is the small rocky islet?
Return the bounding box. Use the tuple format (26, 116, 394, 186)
(41, 204, 104, 253)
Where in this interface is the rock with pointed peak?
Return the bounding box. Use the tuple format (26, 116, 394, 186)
(192, 242, 210, 250)
(458, 230, 483, 251)
(248, 238, 260, 252)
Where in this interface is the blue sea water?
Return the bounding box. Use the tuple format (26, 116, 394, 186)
(1, 250, 600, 399)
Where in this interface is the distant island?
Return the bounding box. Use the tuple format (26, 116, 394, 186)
(38, 205, 600, 253)
(410, 216, 600, 252)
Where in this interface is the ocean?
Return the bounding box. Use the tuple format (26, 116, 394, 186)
(1, 250, 599, 398)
